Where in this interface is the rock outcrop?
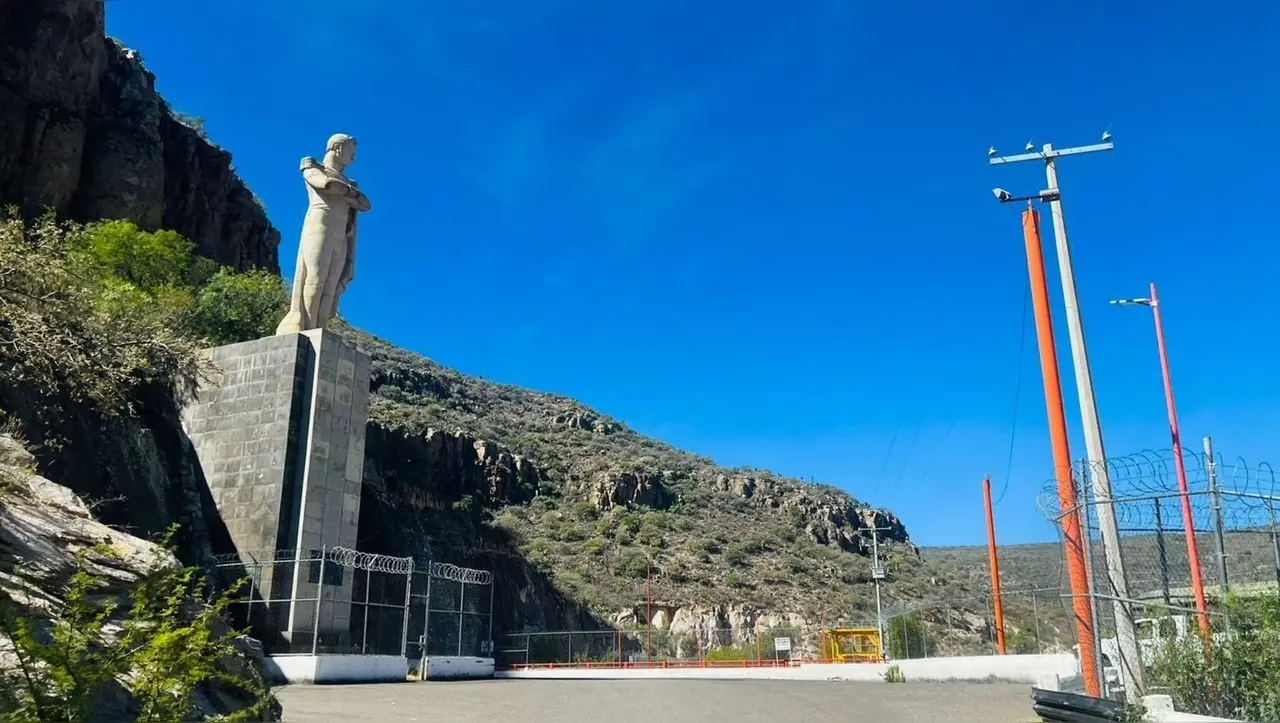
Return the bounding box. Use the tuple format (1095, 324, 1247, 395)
(707, 471, 912, 554)
(0, 0, 280, 272)
(0, 435, 280, 721)
(586, 469, 673, 511)
(363, 425, 541, 511)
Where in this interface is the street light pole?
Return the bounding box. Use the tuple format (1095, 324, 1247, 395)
(992, 138, 1144, 699)
(1111, 284, 1212, 636)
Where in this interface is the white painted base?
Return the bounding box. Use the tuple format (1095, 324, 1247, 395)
(265, 655, 408, 684)
(1141, 694, 1243, 722)
(497, 654, 1078, 685)
(423, 656, 496, 680)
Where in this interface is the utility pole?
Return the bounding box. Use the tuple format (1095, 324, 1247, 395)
(1204, 437, 1229, 595)
(992, 138, 1145, 699)
(866, 525, 892, 660)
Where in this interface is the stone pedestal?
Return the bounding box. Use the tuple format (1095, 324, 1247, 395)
(181, 329, 371, 644)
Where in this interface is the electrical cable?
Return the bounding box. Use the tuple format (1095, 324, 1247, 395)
(996, 275, 1031, 506)
(876, 421, 901, 488)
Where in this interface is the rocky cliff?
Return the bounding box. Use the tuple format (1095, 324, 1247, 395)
(0, 435, 279, 720)
(0, 0, 280, 272)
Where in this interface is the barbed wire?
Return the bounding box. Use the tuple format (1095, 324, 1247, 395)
(212, 547, 492, 583)
(424, 561, 493, 585)
(327, 547, 415, 574)
(1037, 447, 1279, 523)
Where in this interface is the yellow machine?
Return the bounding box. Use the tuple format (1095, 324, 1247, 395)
(819, 627, 883, 663)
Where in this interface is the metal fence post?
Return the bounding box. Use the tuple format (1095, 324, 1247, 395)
(423, 571, 432, 658)
(361, 567, 371, 655)
(457, 579, 466, 656)
(1268, 500, 1280, 590)
(400, 563, 413, 657)
(1204, 437, 1229, 594)
(525, 633, 531, 666)
(312, 546, 325, 656)
(1154, 500, 1172, 605)
(486, 579, 495, 658)
(245, 564, 256, 629)
(1032, 590, 1042, 654)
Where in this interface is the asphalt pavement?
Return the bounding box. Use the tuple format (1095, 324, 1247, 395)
(277, 678, 1036, 722)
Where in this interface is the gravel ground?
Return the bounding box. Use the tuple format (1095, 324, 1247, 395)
(277, 679, 1036, 723)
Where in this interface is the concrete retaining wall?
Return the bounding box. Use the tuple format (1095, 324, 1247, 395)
(265, 654, 407, 684)
(423, 656, 496, 680)
(497, 654, 1078, 684)
(895, 654, 1078, 683)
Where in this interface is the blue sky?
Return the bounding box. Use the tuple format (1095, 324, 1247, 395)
(108, 1, 1279, 546)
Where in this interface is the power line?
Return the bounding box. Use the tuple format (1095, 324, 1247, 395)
(997, 276, 1031, 505)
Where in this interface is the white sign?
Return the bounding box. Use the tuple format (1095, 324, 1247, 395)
(774, 636, 792, 653)
(872, 565, 886, 580)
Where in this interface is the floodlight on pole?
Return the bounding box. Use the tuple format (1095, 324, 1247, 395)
(1109, 283, 1212, 638)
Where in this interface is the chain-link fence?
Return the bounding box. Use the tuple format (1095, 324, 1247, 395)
(1038, 447, 1280, 711)
(404, 561, 495, 660)
(882, 587, 1075, 659)
(497, 625, 843, 668)
(213, 547, 493, 661)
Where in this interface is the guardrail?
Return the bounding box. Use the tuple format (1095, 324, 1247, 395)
(1031, 687, 1130, 722)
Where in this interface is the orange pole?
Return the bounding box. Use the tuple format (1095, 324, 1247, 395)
(1022, 208, 1100, 697)
(646, 557, 653, 660)
(983, 475, 1008, 655)
(1149, 283, 1212, 639)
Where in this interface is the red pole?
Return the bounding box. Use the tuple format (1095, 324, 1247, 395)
(646, 556, 653, 660)
(1149, 282, 1212, 638)
(983, 475, 1007, 655)
(1022, 208, 1100, 696)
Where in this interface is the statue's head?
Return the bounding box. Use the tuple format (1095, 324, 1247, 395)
(325, 133, 357, 168)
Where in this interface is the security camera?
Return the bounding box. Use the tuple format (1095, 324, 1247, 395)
(992, 188, 1012, 202)
(988, 146, 998, 157)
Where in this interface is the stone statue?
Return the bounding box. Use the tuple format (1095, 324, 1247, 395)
(275, 133, 371, 335)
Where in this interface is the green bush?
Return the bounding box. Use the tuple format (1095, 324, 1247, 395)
(1149, 597, 1280, 721)
(886, 613, 935, 659)
(620, 551, 650, 579)
(722, 544, 748, 567)
(0, 214, 200, 413)
(0, 542, 275, 721)
(75, 220, 192, 292)
(1006, 628, 1039, 654)
(187, 268, 288, 345)
(0, 214, 297, 417)
(705, 645, 753, 661)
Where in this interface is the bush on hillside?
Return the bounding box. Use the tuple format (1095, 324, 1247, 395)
(0, 213, 289, 414)
(0, 213, 199, 413)
(0, 539, 276, 722)
(188, 268, 288, 345)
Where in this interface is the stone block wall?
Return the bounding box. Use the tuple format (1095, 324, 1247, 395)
(287, 329, 371, 639)
(182, 334, 308, 600)
(180, 329, 371, 643)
